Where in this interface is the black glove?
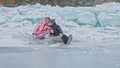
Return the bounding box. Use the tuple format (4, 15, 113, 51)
(32, 33, 36, 35)
(61, 34, 68, 44)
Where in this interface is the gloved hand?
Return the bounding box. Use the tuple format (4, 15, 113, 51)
(32, 33, 36, 35)
(59, 33, 63, 37)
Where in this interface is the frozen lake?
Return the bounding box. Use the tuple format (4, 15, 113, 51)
(0, 42, 120, 68)
(0, 2, 120, 68)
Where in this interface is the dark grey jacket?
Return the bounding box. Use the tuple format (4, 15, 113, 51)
(50, 19, 63, 36)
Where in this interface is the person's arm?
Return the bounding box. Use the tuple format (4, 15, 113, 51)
(43, 26, 51, 35)
(33, 21, 45, 35)
(33, 23, 41, 35)
(56, 25, 64, 37)
(57, 25, 63, 34)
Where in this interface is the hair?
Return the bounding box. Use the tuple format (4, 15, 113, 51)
(44, 17, 50, 20)
(51, 19, 55, 23)
(48, 19, 52, 23)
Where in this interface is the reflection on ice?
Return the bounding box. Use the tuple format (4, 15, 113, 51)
(0, 47, 34, 53)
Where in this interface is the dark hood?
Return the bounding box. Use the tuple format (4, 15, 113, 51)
(51, 19, 57, 25)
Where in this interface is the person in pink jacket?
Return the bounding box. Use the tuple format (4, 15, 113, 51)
(32, 17, 51, 39)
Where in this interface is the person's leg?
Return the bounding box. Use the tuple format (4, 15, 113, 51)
(49, 34, 69, 44)
(52, 36, 63, 42)
(47, 36, 63, 44)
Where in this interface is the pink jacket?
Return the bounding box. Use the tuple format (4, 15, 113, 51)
(33, 18, 51, 39)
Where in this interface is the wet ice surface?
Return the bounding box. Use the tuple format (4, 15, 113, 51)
(0, 42, 120, 68)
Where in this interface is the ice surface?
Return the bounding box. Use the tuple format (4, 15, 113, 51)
(0, 42, 120, 68)
(0, 2, 120, 68)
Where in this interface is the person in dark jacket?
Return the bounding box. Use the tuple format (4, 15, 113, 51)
(47, 19, 69, 44)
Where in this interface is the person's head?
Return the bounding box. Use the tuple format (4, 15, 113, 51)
(47, 20, 53, 26)
(47, 19, 56, 26)
(44, 17, 50, 23)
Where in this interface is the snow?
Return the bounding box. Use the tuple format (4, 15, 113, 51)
(0, 2, 120, 68)
(0, 2, 120, 46)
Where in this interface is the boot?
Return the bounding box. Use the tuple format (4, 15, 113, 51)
(61, 34, 68, 44)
